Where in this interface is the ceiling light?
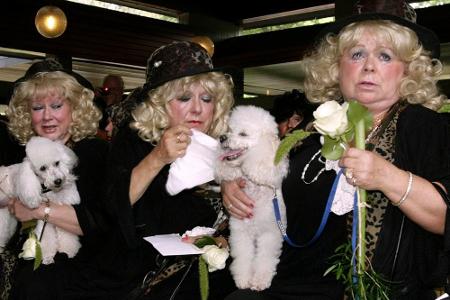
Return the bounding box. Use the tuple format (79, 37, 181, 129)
(191, 36, 215, 57)
(35, 6, 68, 38)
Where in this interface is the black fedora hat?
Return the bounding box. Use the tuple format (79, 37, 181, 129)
(15, 58, 94, 91)
(143, 41, 225, 92)
(320, 0, 440, 58)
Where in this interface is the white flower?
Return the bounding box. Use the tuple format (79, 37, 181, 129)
(182, 226, 216, 239)
(201, 245, 229, 272)
(313, 101, 349, 138)
(19, 235, 38, 260)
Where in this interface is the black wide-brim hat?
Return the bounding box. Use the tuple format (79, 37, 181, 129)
(14, 59, 94, 91)
(319, 1, 440, 59)
(143, 41, 227, 92)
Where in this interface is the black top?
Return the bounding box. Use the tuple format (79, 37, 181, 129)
(0, 120, 24, 166)
(70, 138, 111, 258)
(372, 105, 450, 299)
(97, 125, 234, 299)
(253, 135, 347, 300)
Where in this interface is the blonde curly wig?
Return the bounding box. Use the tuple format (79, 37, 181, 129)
(131, 72, 234, 144)
(7, 71, 101, 144)
(302, 20, 447, 111)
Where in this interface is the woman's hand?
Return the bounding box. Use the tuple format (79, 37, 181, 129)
(339, 147, 394, 190)
(154, 125, 192, 165)
(340, 147, 447, 234)
(10, 198, 83, 235)
(8, 198, 38, 222)
(222, 179, 254, 220)
(130, 125, 192, 204)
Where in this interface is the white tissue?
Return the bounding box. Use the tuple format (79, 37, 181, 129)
(166, 130, 218, 195)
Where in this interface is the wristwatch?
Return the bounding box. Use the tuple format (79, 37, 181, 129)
(43, 202, 51, 223)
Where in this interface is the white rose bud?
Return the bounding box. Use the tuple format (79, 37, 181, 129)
(201, 245, 229, 272)
(313, 101, 349, 138)
(19, 235, 37, 260)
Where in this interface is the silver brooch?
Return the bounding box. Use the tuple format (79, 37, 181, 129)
(154, 61, 162, 68)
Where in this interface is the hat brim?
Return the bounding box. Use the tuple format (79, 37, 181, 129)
(319, 13, 440, 58)
(142, 66, 232, 93)
(14, 69, 94, 91)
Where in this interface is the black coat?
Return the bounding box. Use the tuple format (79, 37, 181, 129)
(372, 105, 450, 299)
(97, 125, 235, 300)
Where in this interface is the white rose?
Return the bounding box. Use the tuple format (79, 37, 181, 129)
(201, 245, 229, 272)
(313, 101, 349, 138)
(19, 235, 38, 260)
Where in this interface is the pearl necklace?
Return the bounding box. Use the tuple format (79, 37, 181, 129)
(301, 149, 326, 184)
(301, 112, 386, 184)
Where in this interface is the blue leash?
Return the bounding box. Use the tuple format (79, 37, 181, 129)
(272, 169, 343, 248)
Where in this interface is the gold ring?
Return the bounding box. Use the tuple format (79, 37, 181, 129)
(352, 177, 357, 185)
(227, 203, 233, 210)
(176, 134, 182, 143)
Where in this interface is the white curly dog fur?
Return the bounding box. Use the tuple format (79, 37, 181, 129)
(215, 105, 289, 291)
(0, 136, 81, 264)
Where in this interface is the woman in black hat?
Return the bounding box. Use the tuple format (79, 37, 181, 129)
(3, 59, 110, 299)
(96, 41, 236, 300)
(223, 1, 450, 299)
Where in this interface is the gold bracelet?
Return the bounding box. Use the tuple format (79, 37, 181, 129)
(43, 201, 51, 222)
(392, 171, 413, 207)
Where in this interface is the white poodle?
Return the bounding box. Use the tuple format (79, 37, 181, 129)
(215, 105, 289, 291)
(0, 136, 81, 264)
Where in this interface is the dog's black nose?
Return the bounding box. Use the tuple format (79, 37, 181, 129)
(54, 179, 62, 186)
(219, 135, 227, 143)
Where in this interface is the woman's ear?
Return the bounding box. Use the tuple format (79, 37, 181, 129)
(15, 159, 43, 209)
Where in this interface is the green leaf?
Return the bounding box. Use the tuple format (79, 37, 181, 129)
(194, 236, 217, 248)
(438, 102, 450, 113)
(275, 130, 312, 164)
(20, 220, 37, 233)
(328, 241, 391, 300)
(342, 127, 355, 144)
(347, 101, 373, 133)
(199, 257, 209, 300)
(324, 264, 337, 277)
(33, 233, 42, 271)
(321, 135, 344, 160)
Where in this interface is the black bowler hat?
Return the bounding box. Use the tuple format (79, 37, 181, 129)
(143, 41, 225, 92)
(320, 0, 440, 58)
(14, 59, 94, 91)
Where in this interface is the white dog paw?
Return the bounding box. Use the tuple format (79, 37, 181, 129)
(234, 278, 252, 290)
(42, 257, 55, 265)
(250, 274, 273, 291)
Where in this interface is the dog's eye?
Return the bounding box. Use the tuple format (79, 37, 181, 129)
(40, 166, 47, 171)
(239, 132, 248, 137)
(54, 161, 60, 167)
